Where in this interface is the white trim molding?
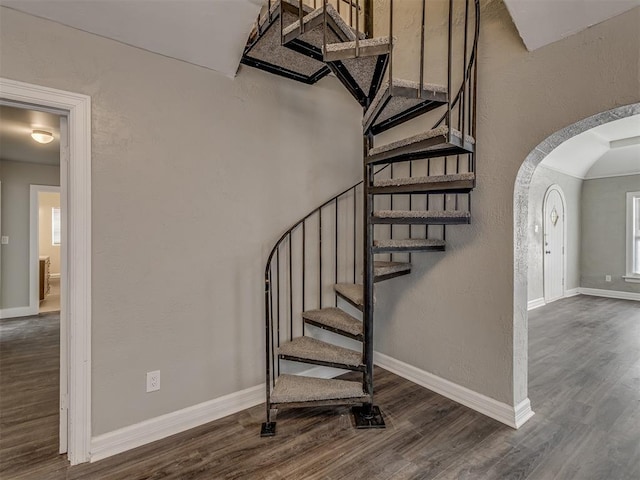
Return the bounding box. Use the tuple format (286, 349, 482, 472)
(0, 305, 38, 319)
(374, 352, 534, 429)
(579, 288, 640, 301)
(564, 288, 580, 297)
(0, 77, 92, 465)
(91, 385, 264, 462)
(527, 298, 546, 311)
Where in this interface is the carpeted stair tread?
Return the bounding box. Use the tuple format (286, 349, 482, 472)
(373, 261, 412, 277)
(373, 210, 470, 225)
(271, 374, 367, 404)
(369, 126, 475, 157)
(374, 210, 470, 219)
(374, 238, 446, 250)
(243, 2, 329, 80)
(373, 173, 475, 191)
(324, 36, 391, 53)
(278, 336, 363, 368)
(334, 283, 374, 308)
(303, 307, 363, 338)
(364, 79, 448, 129)
(374, 172, 475, 187)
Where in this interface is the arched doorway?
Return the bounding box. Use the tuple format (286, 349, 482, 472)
(512, 103, 640, 409)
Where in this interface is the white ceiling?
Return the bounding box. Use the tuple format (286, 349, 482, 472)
(504, 0, 640, 51)
(0, 0, 265, 78)
(540, 115, 640, 180)
(0, 105, 61, 166)
(2, 0, 638, 74)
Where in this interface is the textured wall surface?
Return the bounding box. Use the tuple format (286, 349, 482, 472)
(581, 174, 640, 293)
(373, 0, 639, 406)
(1, 1, 639, 437)
(0, 160, 60, 309)
(527, 166, 582, 302)
(0, 6, 362, 435)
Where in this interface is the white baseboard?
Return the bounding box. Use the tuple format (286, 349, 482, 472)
(579, 288, 640, 301)
(374, 351, 534, 429)
(90, 365, 344, 462)
(564, 288, 580, 297)
(527, 297, 545, 310)
(90, 355, 538, 463)
(0, 305, 38, 320)
(90, 383, 264, 462)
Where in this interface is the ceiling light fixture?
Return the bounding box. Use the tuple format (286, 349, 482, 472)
(31, 129, 54, 144)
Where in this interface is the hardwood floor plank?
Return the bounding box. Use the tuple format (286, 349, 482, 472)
(1, 296, 638, 479)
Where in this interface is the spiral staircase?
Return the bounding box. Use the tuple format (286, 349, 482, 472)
(242, 0, 479, 436)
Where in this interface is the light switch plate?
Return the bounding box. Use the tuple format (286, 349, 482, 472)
(1, 236, 8, 245)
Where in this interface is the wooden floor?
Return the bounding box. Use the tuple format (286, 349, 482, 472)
(1, 295, 638, 479)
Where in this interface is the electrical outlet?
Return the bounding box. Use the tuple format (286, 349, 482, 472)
(146, 370, 160, 392)
(605, 275, 612, 282)
(1, 236, 8, 245)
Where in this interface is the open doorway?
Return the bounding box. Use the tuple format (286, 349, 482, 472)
(37, 187, 62, 314)
(513, 103, 640, 426)
(0, 104, 67, 466)
(1, 78, 92, 465)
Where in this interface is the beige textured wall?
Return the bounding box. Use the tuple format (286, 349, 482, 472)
(38, 191, 61, 275)
(372, 1, 639, 405)
(581, 174, 640, 293)
(1, 1, 638, 437)
(0, 7, 363, 435)
(0, 160, 60, 309)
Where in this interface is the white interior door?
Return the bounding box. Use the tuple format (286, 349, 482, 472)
(543, 187, 565, 303)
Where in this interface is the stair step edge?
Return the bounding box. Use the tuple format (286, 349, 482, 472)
(271, 374, 367, 404)
(278, 336, 362, 368)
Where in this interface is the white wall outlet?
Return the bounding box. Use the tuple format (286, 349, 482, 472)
(534, 224, 539, 233)
(146, 370, 160, 392)
(1, 236, 8, 245)
(605, 275, 612, 282)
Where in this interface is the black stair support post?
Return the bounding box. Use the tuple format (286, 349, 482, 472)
(364, 0, 374, 38)
(261, 274, 276, 437)
(352, 131, 385, 429)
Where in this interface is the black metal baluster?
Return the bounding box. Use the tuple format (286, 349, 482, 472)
(276, 249, 280, 349)
(288, 233, 293, 340)
(353, 187, 357, 283)
(335, 198, 339, 305)
(319, 209, 323, 309)
(302, 221, 306, 335)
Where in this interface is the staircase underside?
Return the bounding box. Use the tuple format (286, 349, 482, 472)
(373, 238, 446, 253)
(364, 80, 449, 135)
(371, 172, 475, 195)
(367, 126, 475, 165)
(282, 4, 389, 105)
(241, 2, 330, 84)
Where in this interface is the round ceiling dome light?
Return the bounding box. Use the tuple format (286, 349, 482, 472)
(31, 129, 54, 144)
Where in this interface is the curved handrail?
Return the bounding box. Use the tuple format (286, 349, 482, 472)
(262, 0, 480, 424)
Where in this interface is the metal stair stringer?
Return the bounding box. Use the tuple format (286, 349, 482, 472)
(258, 0, 481, 437)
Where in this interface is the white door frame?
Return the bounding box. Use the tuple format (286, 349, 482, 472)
(542, 185, 567, 303)
(0, 78, 92, 465)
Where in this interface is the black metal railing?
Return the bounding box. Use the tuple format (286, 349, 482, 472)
(262, 0, 480, 419)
